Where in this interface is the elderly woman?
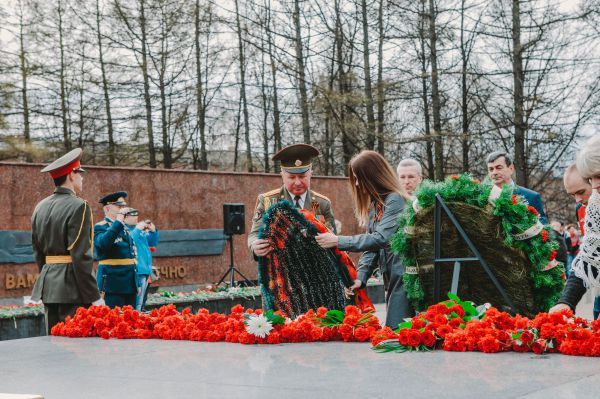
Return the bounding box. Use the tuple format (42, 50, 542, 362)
(316, 150, 414, 328)
(551, 135, 600, 317)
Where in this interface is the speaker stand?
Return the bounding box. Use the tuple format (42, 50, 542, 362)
(217, 235, 254, 287)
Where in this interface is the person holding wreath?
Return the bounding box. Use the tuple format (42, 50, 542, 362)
(316, 150, 414, 328)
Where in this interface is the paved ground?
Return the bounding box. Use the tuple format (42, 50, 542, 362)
(0, 294, 596, 399)
(1, 334, 599, 399)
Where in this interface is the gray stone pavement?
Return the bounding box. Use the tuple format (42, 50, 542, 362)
(1, 334, 599, 399)
(0, 296, 596, 399)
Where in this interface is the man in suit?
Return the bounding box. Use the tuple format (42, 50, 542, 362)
(31, 148, 103, 333)
(94, 192, 138, 308)
(248, 144, 336, 257)
(486, 151, 548, 224)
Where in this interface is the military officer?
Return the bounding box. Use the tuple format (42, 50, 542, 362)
(94, 191, 138, 308)
(31, 148, 103, 333)
(248, 144, 336, 257)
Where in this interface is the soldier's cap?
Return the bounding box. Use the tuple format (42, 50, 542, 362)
(40, 148, 86, 179)
(272, 144, 319, 174)
(99, 191, 128, 206)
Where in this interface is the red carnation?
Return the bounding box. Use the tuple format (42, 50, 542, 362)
(520, 330, 534, 345)
(149, 246, 156, 253)
(478, 336, 501, 353)
(527, 205, 539, 216)
(338, 324, 354, 342)
(436, 325, 453, 339)
(343, 314, 360, 326)
(398, 329, 411, 346)
(421, 331, 437, 348)
(549, 250, 557, 261)
(412, 318, 426, 330)
(407, 330, 421, 347)
(513, 341, 529, 353)
(452, 175, 459, 181)
(316, 307, 328, 318)
(532, 339, 547, 355)
(511, 194, 518, 205)
(354, 327, 371, 342)
(433, 314, 448, 325)
(449, 305, 465, 318)
(541, 230, 549, 242)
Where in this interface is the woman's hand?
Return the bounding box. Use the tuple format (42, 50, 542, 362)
(344, 279, 362, 297)
(549, 303, 571, 313)
(315, 232, 339, 248)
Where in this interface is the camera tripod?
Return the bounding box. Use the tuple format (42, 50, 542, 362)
(217, 234, 254, 287)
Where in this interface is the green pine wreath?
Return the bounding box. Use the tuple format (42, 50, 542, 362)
(391, 174, 564, 314)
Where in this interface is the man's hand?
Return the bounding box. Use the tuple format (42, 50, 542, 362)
(116, 207, 129, 222)
(549, 303, 571, 313)
(315, 232, 338, 248)
(252, 239, 273, 257)
(136, 221, 148, 230)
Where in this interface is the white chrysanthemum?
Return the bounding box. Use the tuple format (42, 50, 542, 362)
(245, 314, 274, 338)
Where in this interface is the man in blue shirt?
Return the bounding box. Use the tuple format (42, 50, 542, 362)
(94, 192, 138, 308)
(486, 151, 548, 224)
(124, 210, 159, 311)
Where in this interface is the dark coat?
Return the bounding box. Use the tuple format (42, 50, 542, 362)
(31, 187, 100, 304)
(94, 217, 137, 294)
(515, 185, 548, 225)
(557, 274, 587, 311)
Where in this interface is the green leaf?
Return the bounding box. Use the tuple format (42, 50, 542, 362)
(325, 310, 345, 323)
(462, 302, 477, 316)
(447, 292, 461, 302)
(265, 311, 285, 326)
(397, 321, 413, 330)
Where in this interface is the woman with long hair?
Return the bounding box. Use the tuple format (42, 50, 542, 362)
(316, 150, 414, 328)
(551, 135, 600, 317)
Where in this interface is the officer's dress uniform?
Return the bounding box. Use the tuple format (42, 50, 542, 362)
(247, 186, 336, 250)
(31, 148, 101, 333)
(247, 143, 337, 252)
(94, 217, 138, 307)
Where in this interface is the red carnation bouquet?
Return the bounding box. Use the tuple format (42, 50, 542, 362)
(372, 293, 600, 356)
(51, 304, 381, 345)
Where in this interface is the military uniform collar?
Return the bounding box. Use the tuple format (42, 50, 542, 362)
(54, 186, 75, 196)
(280, 186, 311, 210)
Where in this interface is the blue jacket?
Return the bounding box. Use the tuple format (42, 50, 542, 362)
(128, 226, 159, 276)
(515, 185, 548, 225)
(94, 217, 137, 294)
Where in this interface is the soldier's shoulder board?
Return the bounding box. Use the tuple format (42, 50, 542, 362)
(261, 188, 280, 198)
(311, 190, 331, 203)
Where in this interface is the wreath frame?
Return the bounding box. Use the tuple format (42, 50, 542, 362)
(391, 174, 564, 314)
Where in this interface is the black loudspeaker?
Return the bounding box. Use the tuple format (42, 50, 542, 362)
(223, 203, 245, 235)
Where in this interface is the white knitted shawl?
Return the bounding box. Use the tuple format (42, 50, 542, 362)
(572, 190, 600, 288)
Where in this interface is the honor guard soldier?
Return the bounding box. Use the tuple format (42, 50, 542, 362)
(248, 143, 337, 257)
(31, 148, 103, 333)
(95, 191, 138, 308)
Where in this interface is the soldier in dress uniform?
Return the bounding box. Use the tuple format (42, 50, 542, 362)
(94, 191, 138, 308)
(248, 144, 336, 257)
(31, 148, 103, 333)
